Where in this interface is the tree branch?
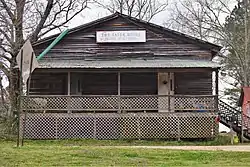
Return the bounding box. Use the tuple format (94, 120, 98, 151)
(0, 0, 15, 22)
(30, 0, 54, 42)
(38, 0, 88, 39)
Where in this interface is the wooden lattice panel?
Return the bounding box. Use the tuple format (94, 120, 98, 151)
(22, 96, 119, 111)
(70, 96, 118, 110)
(22, 96, 68, 111)
(121, 96, 158, 110)
(174, 96, 216, 111)
(179, 113, 218, 138)
(95, 114, 121, 139)
(22, 95, 217, 112)
(20, 112, 218, 140)
(138, 113, 179, 139)
(57, 114, 95, 139)
(120, 114, 139, 139)
(21, 113, 57, 139)
(22, 97, 48, 110)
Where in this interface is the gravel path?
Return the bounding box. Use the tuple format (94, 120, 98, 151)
(100, 145, 250, 152)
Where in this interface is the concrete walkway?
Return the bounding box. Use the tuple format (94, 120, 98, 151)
(100, 145, 250, 152)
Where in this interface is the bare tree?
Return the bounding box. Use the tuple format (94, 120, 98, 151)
(93, 0, 168, 21)
(165, 0, 235, 41)
(0, 74, 9, 112)
(164, 0, 250, 104)
(0, 0, 89, 118)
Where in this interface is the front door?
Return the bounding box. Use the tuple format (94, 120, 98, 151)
(158, 72, 174, 112)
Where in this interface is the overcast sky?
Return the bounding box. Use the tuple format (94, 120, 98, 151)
(66, 0, 237, 29)
(69, 1, 170, 28)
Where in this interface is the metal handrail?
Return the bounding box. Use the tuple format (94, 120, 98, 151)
(218, 100, 250, 132)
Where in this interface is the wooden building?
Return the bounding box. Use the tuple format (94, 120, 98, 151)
(21, 12, 221, 140)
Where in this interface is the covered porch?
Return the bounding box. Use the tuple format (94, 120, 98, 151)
(20, 68, 219, 140)
(22, 68, 219, 113)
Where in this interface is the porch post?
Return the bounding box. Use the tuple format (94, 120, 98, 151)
(215, 69, 219, 112)
(118, 72, 121, 113)
(168, 72, 171, 111)
(67, 72, 71, 113)
(68, 72, 71, 95)
(215, 70, 219, 96)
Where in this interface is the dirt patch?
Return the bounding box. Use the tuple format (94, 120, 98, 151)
(100, 145, 250, 152)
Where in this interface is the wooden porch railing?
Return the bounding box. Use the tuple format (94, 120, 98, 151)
(21, 95, 218, 112)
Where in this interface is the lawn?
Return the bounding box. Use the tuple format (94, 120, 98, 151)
(1, 140, 250, 167)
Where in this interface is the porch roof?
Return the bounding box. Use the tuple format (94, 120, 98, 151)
(38, 59, 220, 69)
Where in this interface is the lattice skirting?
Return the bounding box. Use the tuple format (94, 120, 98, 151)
(20, 112, 218, 140)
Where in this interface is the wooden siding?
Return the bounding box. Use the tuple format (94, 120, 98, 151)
(30, 71, 157, 95)
(78, 73, 118, 95)
(120, 73, 157, 95)
(30, 71, 67, 95)
(174, 72, 212, 95)
(70, 72, 157, 95)
(30, 70, 214, 96)
(33, 17, 212, 61)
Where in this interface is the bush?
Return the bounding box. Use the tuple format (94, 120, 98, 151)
(0, 117, 17, 140)
(212, 134, 232, 145)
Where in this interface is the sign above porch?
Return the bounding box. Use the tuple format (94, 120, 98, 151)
(96, 30, 146, 43)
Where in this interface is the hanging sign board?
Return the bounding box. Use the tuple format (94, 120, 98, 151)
(96, 30, 146, 43)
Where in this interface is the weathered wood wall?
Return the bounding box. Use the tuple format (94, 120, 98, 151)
(30, 71, 158, 95)
(33, 17, 213, 61)
(120, 72, 157, 95)
(30, 70, 213, 96)
(70, 72, 157, 95)
(30, 71, 67, 95)
(174, 72, 212, 95)
(75, 73, 118, 95)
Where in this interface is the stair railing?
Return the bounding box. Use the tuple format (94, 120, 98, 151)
(218, 100, 240, 124)
(219, 100, 250, 138)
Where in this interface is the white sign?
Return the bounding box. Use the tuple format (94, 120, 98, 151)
(16, 40, 39, 84)
(96, 30, 146, 43)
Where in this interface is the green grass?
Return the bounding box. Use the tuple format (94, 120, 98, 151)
(7, 135, 233, 147)
(1, 139, 250, 167)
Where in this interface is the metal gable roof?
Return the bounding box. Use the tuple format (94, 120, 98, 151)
(38, 59, 220, 69)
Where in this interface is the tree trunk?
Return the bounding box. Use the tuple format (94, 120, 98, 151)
(8, 58, 19, 118)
